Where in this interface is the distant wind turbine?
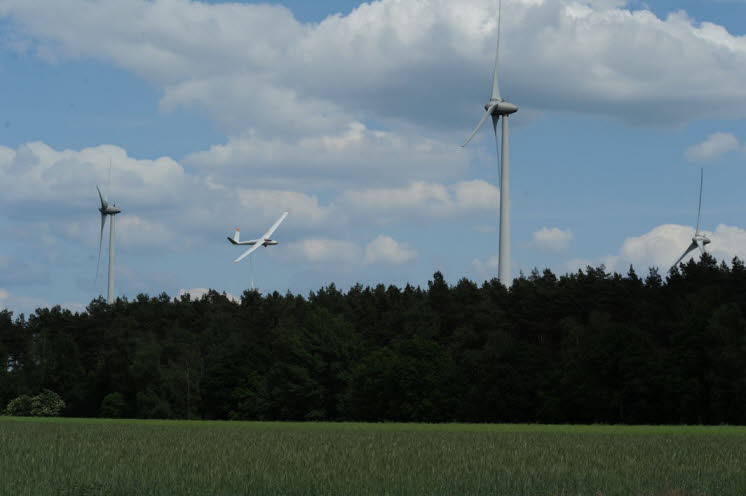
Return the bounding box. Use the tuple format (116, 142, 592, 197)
(670, 168, 711, 271)
(228, 212, 289, 264)
(95, 161, 122, 304)
(462, 0, 518, 287)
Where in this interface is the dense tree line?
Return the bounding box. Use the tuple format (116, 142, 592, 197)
(2, 254, 746, 424)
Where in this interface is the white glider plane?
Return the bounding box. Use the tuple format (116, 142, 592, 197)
(228, 212, 288, 263)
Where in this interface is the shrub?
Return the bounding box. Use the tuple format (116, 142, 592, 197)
(5, 390, 65, 417)
(100, 392, 128, 418)
(30, 390, 65, 417)
(5, 394, 34, 416)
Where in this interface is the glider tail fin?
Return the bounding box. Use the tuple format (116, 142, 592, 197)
(227, 228, 240, 245)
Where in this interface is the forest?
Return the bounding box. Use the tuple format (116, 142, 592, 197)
(1, 254, 745, 425)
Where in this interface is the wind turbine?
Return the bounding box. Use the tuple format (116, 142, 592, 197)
(462, 0, 518, 287)
(228, 212, 288, 264)
(95, 162, 122, 304)
(670, 168, 711, 271)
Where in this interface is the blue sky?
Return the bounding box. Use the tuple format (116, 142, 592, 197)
(1, 0, 745, 312)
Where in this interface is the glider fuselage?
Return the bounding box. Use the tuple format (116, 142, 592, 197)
(227, 237, 278, 247)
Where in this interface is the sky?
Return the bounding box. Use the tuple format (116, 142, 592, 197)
(1, 0, 746, 313)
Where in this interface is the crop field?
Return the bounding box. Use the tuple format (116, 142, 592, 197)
(1, 418, 745, 496)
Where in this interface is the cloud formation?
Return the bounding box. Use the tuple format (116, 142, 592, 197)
(685, 132, 741, 162)
(567, 224, 746, 274)
(178, 288, 238, 303)
(2, 0, 746, 136)
(338, 180, 500, 223)
(281, 238, 363, 267)
(532, 227, 574, 253)
(472, 254, 500, 281)
(364, 235, 418, 266)
(279, 235, 417, 270)
(0, 141, 501, 248)
(185, 122, 468, 189)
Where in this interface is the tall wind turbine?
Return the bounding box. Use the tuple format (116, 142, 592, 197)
(95, 163, 122, 304)
(670, 168, 711, 271)
(462, 0, 518, 287)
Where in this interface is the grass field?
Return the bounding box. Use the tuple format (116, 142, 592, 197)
(1, 417, 745, 496)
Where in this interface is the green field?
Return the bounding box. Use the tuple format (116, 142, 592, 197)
(1, 418, 745, 496)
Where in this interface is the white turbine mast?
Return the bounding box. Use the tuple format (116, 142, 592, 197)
(462, 0, 518, 287)
(670, 168, 711, 271)
(228, 211, 289, 264)
(95, 159, 122, 304)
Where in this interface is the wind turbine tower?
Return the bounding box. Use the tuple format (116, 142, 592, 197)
(96, 182, 122, 305)
(463, 0, 518, 287)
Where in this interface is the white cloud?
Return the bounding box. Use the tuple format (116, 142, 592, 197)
(0, 141, 502, 272)
(0, 142, 186, 210)
(685, 132, 741, 162)
(280, 238, 362, 267)
(178, 288, 238, 303)
(472, 254, 501, 280)
(235, 189, 331, 229)
(532, 227, 574, 252)
(364, 235, 417, 266)
(0, 141, 333, 249)
(3, 0, 746, 133)
(338, 180, 500, 222)
(186, 122, 468, 188)
(618, 224, 692, 269)
(277, 234, 416, 269)
(569, 223, 746, 274)
(585, 0, 628, 9)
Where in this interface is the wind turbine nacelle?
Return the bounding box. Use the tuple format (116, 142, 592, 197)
(694, 235, 711, 246)
(101, 206, 122, 215)
(486, 100, 518, 116)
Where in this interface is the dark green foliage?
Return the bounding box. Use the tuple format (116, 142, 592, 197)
(99, 393, 128, 418)
(1, 257, 746, 423)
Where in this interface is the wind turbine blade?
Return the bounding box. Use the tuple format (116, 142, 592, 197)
(107, 158, 112, 202)
(670, 241, 699, 271)
(695, 167, 704, 235)
(493, 114, 502, 181)
(463, 106, 498, 147)
(95, 213, 107, 285)
(491, 0, 503, 101)
(96, 186, 107, 209)
(262, 211, 289, 239)
(234, 242, 263, 264)
(697, 238, 705, 255)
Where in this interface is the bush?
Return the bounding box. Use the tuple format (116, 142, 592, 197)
(5, 390, 65, 417)
(5, 394, 34, 416)
(30, 390, 65, 417)
(100, 392, 128, 418)
(136, 390, 173, 419)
